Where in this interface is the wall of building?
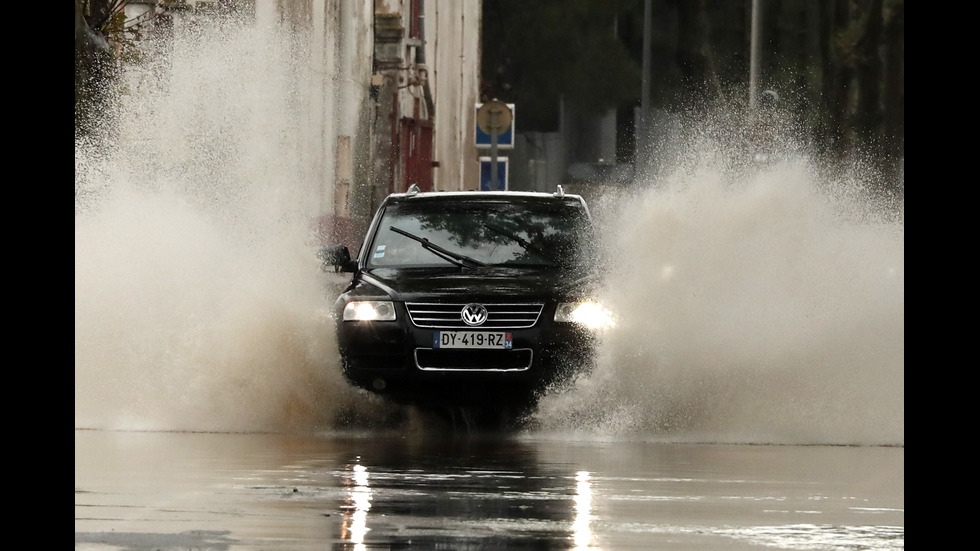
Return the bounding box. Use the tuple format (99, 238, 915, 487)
(122, 0, 481, 248)
(426, 1, 481, 191)
(264, 0, 377, 248)
(372, 0, 482, 194)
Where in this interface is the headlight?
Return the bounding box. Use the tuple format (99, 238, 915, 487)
(343, 301, 397, 321)
(555, 301, 615, 329)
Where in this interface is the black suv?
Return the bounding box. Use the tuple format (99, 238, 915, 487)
(320, 186, 612, 419)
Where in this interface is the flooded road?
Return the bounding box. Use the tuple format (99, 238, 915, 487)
(75, 429, 902, 550)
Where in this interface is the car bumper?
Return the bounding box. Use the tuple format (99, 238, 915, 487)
(336, 309, 596, 406)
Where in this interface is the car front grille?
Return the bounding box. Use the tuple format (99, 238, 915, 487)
(406, 302, 544, 329)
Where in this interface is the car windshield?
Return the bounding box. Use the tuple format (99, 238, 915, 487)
(366, 200, 594, 270)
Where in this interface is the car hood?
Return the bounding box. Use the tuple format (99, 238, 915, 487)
(346, 267, 598, 302)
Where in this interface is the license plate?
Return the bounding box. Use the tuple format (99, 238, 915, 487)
(433, 331, 512, 349)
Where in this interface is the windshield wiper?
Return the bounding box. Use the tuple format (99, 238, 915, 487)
(389, 226, 487, 269)
(483, 223, 560, 265)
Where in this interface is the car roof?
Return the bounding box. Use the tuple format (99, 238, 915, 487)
(383, 189, 588, 207)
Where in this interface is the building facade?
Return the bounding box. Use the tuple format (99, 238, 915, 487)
(124, 0, 482, 250)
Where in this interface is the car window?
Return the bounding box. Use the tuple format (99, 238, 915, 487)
(366, 201, 593, 269)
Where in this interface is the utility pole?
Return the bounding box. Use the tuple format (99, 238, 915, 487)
(749, 0, 761, 117)
(640, 0, 651, 143)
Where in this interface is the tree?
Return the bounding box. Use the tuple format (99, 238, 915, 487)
(75, 0, 175, 138)
(75, 0, 121, 139)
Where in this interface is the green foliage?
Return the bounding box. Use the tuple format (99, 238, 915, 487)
(75, 0, 163, 137)
(75, 1, 117, 139)
(106, 10, 149, 65)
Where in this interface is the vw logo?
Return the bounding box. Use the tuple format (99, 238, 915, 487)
(460, 303, 489, 326)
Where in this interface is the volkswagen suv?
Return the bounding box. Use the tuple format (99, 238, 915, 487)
(320, 186, 612, 418)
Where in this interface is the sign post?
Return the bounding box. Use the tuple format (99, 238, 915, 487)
(476, 100, 513, 191)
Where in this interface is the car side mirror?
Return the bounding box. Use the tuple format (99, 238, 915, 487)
(318, 245, 357, 273)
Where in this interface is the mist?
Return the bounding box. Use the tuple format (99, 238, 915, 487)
(535, 135, 903, 446)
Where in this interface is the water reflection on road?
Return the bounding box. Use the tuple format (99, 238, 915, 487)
(341, 463, 371, 548)
(75, 430, 903, 550)
(572, 471, 593, 549)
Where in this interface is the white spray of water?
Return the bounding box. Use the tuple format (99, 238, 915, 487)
(75, 14, 393, 432)
(75, 14, 903, 444)
(534, 137, 904, 446)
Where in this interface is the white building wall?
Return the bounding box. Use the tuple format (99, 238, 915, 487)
(312, 0, 338, 216)
(333, 0, 375, 218)
(427, 0, 481, 191)
(255, 0, 480, 204)
(337, 0, 374, 140)
(259, 0, 375, 218)
(372, 0, 481, 192)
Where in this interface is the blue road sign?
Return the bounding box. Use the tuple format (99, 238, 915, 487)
(475, 103, 515, 148)
(479, 156, 508, 191)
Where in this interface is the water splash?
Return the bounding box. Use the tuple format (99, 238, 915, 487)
(75, 14, 903, 444)
(534, 127, 904, 446)
(74, 13, 392, 432)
